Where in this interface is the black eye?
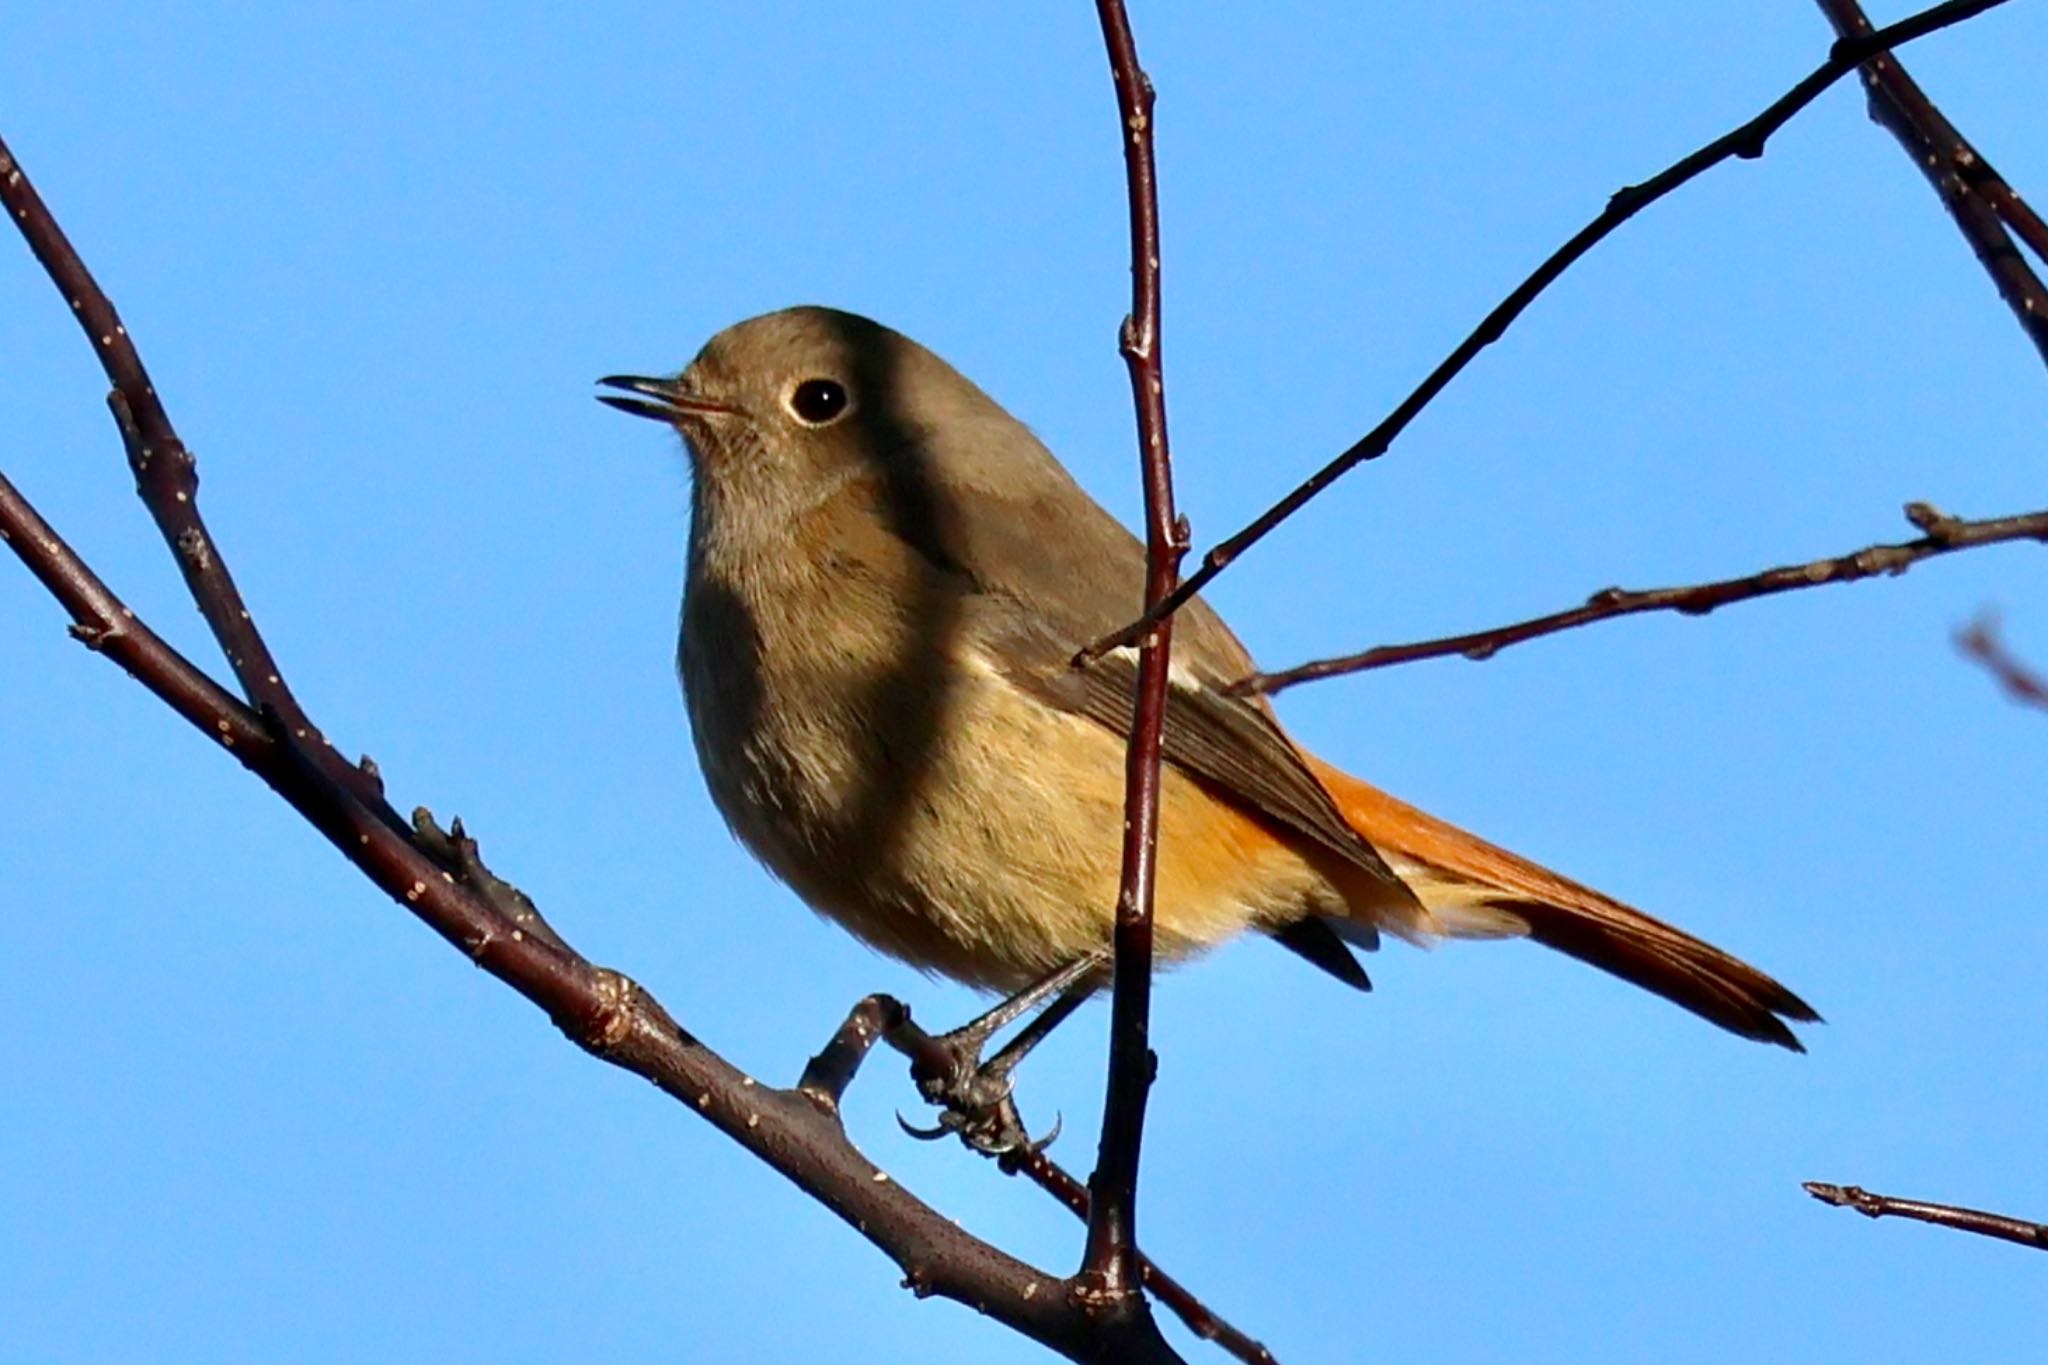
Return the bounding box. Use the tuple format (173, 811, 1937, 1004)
(787, 377, 850, 426)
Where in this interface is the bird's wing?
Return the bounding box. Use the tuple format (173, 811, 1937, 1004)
(980, 609, 1407, 894)
(890, 452, 1414, 904)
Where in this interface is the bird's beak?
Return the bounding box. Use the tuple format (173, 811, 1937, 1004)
(596, 374, 738, 424)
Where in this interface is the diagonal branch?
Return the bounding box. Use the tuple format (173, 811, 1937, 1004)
(1238, 501, 2048, 695)
(1815, 0, 2048, 365)
(1083, 0, 1188, 1313)
(1955, 612, 2048, 711)
(0, 134, 391, 822)
(1078, 0, 2017, 662)
(1004, 1145, 1280, 1365)
(1805, 1182, 2048, 1250)
(1, 134, 1192, 1365)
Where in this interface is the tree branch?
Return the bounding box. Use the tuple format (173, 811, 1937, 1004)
(0, 132, 1191, 1365)
(1805, 1182, 2048, 1250)
(1077, 0, 2017, 663)
(0, 135, 392, 823)
(1815, 0, 2048, 365)
(1082, 0, 1188, 1314)
(1238, 502, 2048, 695)
(1005, 1146, 1279, 1365)
(1955, 612, 2048, 711)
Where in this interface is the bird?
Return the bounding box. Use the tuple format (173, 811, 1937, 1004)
(598, 305, 1817, 1069)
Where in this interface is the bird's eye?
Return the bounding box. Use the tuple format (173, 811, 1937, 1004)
(786, 377, 851, 426)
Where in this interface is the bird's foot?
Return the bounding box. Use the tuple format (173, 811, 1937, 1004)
(885, 1008, 1061, 1156)
(880, 956, 1100, 1156)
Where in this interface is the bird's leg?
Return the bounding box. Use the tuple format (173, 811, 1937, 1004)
(886, 954, 1103, 1155)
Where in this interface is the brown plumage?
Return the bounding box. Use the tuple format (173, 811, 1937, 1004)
(1302, 756, 1819, 1048)
(600, 305, 1818, 1051)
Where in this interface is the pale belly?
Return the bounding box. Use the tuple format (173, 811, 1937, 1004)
(687, 638, 1347, 991)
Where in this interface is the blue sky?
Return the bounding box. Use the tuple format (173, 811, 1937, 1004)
(3, 4, 2043, 1361)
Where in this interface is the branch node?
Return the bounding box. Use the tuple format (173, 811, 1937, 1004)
(1069, 1271, 1135, 1316)
(574, 967, 640, 1053)
(1904, 499, 1958, 540)
(412, 807, 571, 952)
(1607, 184, 1647, 214)
(174, 526, 211, 570)
(103, 390, 133, 425)
(1803, 1181, 1880, 1215)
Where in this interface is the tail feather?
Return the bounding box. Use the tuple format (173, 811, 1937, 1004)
(1500, 897, 1819, 1050)
(1301, 755, 1819, 1049)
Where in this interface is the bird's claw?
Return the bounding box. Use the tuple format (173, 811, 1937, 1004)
(901, 1093, 1060, 1157)
(882, 976, 1086, 1157)
(895, 1110, 950, 1142)
(902, 1050, 1038, 1155)
(998, 1106, 1063, 1159)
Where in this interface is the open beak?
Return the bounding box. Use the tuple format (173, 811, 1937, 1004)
(596, 374, 738, 424)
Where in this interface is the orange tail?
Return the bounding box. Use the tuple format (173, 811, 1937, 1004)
(1302, 755, 1819, 1050)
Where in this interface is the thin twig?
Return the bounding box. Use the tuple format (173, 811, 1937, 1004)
(797, 995, 904, 1113)
(1077, 0, 2016, 663)
(1004, 1146, 1280, 1365)
(1083, 0, 1187, 1312)
(1955, 612, 2048, 711)
(1815, 0, 2048, 364)
(1240, 502, 2048, 695)
(1, 137, 1190, 1365)
(0, 134, 392, 823)
(1979, 178, 2048, 269)
(1805, 1182, 2048, 1250)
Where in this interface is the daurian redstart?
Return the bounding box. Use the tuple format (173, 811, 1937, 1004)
(600, 306, 1816, 1049)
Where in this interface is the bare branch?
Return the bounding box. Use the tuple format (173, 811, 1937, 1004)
(1084, 0, 1188, 1312)
(1, 468, 266, 753)
(1078, 0, 2018, 662)
(1955, 612, 2048, 711)
(797, 994, 904, 1114)
(1, 133, 1193, 1365)
(0, 134, 391, 822)
(1004, 1146, 1280, 1365)
(1240, 502, 2048, 695)
(409, 811, 572, 952)
(1805, 1182, 2048, 1250)
(1816, 0, 2048, 364)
